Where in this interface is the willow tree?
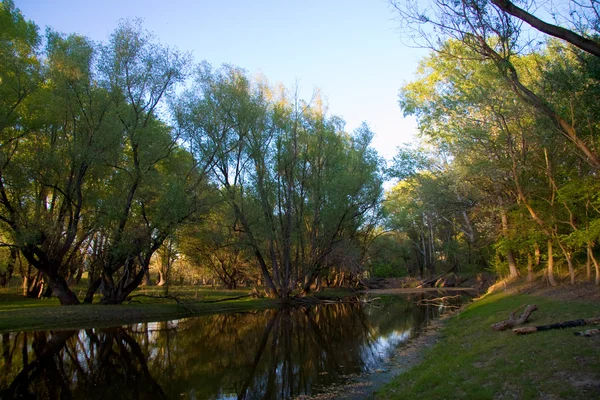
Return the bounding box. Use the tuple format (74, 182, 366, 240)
(83, 21, 206, 305)
(0, 3, 122, 304)
(0, 1, 42, 293)
(0, 6, 206, 304)
(177, 64, 382, 298)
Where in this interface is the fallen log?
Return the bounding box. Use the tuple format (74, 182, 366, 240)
(513, 316, 600, 335)
(491, 304, 538, 331)
(574, 329, 600, 337)
(127, 294, 196, 313)
(418, 266, 457, 288)
(200, 293, 257, 303)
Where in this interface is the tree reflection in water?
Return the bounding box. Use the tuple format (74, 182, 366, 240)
(0, 294, 459, 399)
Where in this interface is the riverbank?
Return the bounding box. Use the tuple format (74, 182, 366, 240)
(375, 281, 600, 399)
(0, 287, 278, 333)
(0, 285, 362, 333)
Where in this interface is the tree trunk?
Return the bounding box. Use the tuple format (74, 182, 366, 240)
(491, 304, 538, 331)
(84, 277, 101, 304)
(547, 239, 557, 287)
(157, 269, 166, 286)
(586, 246, 592, 281)
(499, 201, 519, 278)
(556, 239, 575, 285)
(47, 274, 80, 305)
(490, 0, 600, 58)
(23, 271, 43, 298)
(20, 249, 80, 304)
(101, 257, 154, 305)
(74, 267, 83, 285)
(144, 269, 152, 286)
(527, 253, 534, 283)
(22, 275, 29, 298)
(588, 243, 600, 286)
(0, 248, 17, 287)
(513, 316, 600, 335)
(506, 249, 519, 279)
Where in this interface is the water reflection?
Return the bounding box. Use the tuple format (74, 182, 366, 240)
(0, 294, 458, 399)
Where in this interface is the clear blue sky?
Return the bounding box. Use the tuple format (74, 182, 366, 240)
(15, 0, 426, 161)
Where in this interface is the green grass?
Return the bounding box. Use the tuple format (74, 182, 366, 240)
(376, 291, 600, 399)
(0, 279, 356, 332)
(0, 283, 279, 332)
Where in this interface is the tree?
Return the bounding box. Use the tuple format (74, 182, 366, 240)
(390, 0, 600, 170)
(385, 154, 486, 278)
(396, 25, 600, 283)
(0, 9, 122, 304)
(178, 64, 383, 298)
(87, 20, 195, 304)
(368, 231, 412, 278)
(178, 200, 254, 289)
(489, 0, 600, 57)
(0, 11, 210, 304)
(397, 40, 542, 279)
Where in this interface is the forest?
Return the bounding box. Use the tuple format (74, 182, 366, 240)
(1, 0, 600, 308)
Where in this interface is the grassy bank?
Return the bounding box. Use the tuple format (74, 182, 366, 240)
(0, 282, 356, 333)
(0, 286, 278, 333)
(377, 288, 600, 399)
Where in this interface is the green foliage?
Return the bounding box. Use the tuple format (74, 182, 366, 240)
(177, 65, 383, 297)
(0, 12, 205, 305)
(369, 232, 410, 278)
(393, 32, 600, 283)
(383, 155, 485, 277)
(0, 0, 41, 134)
(0, 7, 385, 304)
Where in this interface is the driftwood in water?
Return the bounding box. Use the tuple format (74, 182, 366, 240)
(417, 295, 462, 309)
(574, 329, 600, 337)
(491, 304, 538, 331)
(418, 266, 457, 288)
(291, 296, 380, 307)
(513, 316, 600, 335)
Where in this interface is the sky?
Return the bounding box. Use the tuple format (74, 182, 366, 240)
(14, 0, 427, 162)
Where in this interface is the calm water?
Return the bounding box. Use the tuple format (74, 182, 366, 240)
(0, 293, 459, 399)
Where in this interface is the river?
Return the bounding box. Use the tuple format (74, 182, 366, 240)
(0, 292, 464, 399)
